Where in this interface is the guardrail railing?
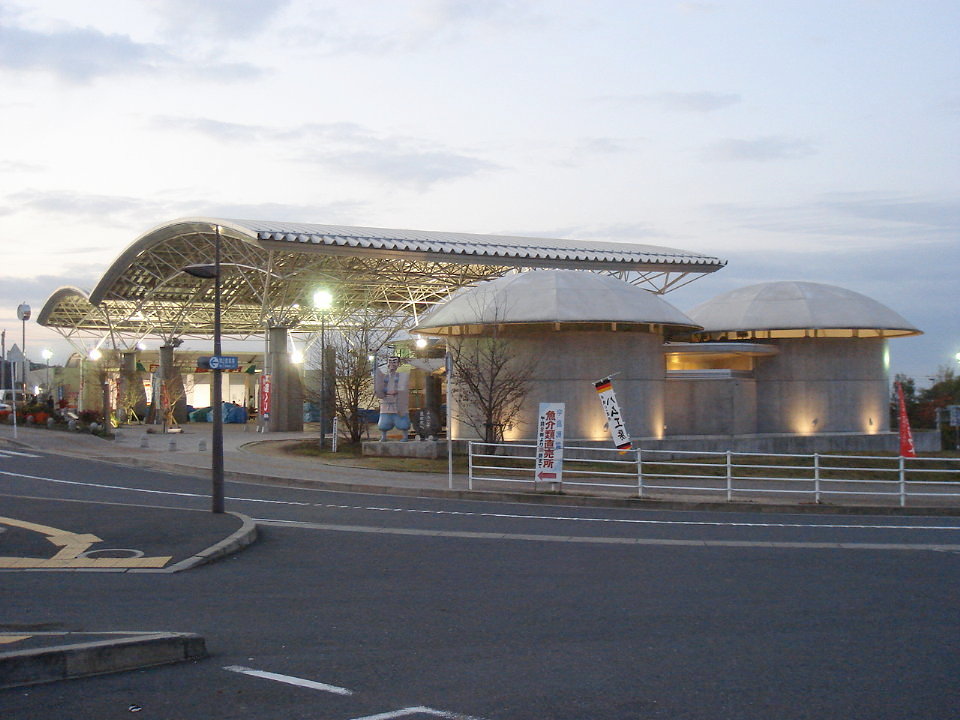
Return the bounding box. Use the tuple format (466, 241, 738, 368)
(467, 442, 960, 507)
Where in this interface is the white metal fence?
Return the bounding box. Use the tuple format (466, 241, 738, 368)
(467, 442, 960, 507)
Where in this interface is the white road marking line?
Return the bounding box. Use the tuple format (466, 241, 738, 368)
(223, 665, 353, 695)
(0, 450, 41, 458)
(347, 706, 486, 720)
(305, 502, 960, 532)
(3, 467, 960, 533)
(253, 519, 960, 552)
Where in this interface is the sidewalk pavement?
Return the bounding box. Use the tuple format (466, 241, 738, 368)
(0, 421, 466, 496)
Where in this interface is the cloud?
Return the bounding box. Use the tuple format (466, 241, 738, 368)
(708, 193, 959, 244)
(494, 221, 670, 245)
(157, 116, 498, 189)
(605, 91, 741, 113)
(0, 190, 166, 226)
(0, 187, 376, 232)
(677, 2, 720, 13)
(0, 272, 102, 306)
(0, 160, 44, 173)
(313, 147, 497, 188)
(938, 96, 960, 115)
(701, 136, 817, 161)
(152, 0, 292, 39)
(419, 0, 534, 25)
(203, 200, 368, 224)
(0, 21, 263, 83)
(575, 222, 671, 242)
(287, 0, 542, 56)
(0, 25, 167, 82)
(821, 194, 960, 235)
(575, 137, 639, 155)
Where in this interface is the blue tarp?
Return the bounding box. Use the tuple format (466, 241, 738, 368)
(189, 403, 249, 423)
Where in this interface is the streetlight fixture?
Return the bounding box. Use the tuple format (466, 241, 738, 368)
(182, 227, 225, 514)
(312, 289, 333, 449)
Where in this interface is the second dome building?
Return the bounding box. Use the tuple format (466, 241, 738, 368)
(415, 269, 698, 441)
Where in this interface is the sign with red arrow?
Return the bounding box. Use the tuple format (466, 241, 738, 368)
(535, 402, 565, 488)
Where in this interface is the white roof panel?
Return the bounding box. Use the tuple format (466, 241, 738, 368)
(687, 281, 920, 336)
(238, 219, 725, 269)
(416, 270, 700, 332)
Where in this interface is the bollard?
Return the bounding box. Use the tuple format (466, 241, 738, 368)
(198, 439, 207, 452)
(140, 436, 150, 449)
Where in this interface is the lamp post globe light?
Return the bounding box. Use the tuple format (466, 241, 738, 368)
(181, 227, 225, 514)
(312, 290, 333, 449)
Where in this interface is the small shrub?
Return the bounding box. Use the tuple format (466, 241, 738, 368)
(78, 410, 104, 425)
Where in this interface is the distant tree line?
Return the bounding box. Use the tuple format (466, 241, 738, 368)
(895, 366, 960, 449)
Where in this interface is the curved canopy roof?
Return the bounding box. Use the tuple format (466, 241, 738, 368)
(686, 281, 921, 339)
(415, 269, 700, 335)
(38, 217, 726, 343)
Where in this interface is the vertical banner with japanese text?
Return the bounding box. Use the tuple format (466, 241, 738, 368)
(595, 376, 632, 450)
(535, 402, 565, 485)
(260, 374, 272, 421)
(896, 381, 916, 458)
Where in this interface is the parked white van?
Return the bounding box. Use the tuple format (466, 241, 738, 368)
(0, 389, 26, 405)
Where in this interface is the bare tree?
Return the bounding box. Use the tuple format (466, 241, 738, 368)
(304, 309, 408, 444)
(448, 314, 538, 444)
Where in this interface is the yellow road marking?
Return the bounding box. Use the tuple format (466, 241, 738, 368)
(0, 634, 31, 644)
(0, 516, 172, 569)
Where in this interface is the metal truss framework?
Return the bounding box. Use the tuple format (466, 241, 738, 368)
(37, 218, 727, 351)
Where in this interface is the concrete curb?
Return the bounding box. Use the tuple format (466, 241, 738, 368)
(130, 511, 259, 574)
(0, 632, 206, 689)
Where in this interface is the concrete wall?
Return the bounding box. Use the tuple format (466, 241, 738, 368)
(451, 329, 665, 442)
(664, 375, 757, 436)
(753, 338, 889, 435)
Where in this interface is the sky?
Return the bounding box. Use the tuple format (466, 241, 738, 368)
(0, 0, 957, 384)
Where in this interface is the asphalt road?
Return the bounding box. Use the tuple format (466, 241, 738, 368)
(3, 450, 960, 719)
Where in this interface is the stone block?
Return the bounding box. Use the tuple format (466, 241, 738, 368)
(362, 440, 443, 459)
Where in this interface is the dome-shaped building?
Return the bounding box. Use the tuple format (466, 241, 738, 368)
(670, 281, 921, 436)
(415, 270, 699, 441)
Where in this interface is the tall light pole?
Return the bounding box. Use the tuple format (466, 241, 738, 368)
(41, 349, 52, 397)
(182, 227, 225, 514)
(312, 289, 333, 449)
(17, 303, 30, 398)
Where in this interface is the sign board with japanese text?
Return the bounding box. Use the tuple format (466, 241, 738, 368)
(198, 355, 240, 371)
(535, 402, 565, 486)
(595, 376, 632, 450)
(949, 405, 960, 427)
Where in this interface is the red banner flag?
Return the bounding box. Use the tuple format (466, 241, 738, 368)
(896, 381, 916, 458)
